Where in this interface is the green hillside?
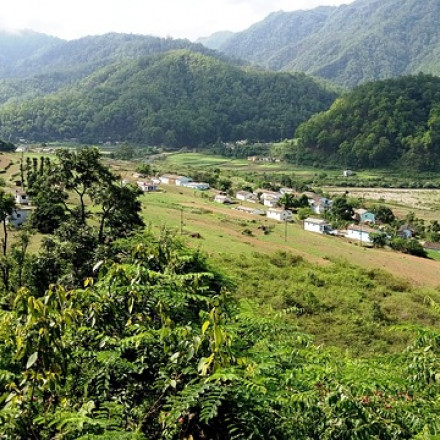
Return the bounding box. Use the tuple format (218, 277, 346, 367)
(294, 74, 440, 171)
(0, 148, 439, 438)
(0, 50, 337, 146)
(216, 0, 440, 87)
(0, 32, 226, 102)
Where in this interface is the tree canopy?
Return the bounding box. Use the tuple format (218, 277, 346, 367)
(0, 50, 337, 147)
(295, 74, 440, 171)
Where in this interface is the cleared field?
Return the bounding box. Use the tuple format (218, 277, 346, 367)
(141, 184, 440, 288)
(326, 187, 440, 221)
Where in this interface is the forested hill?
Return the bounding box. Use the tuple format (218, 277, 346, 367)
(210, 0, 440, 87)
(295, 74, 440, 171)
(0, 50, 337, 146)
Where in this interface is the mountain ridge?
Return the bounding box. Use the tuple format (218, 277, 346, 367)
(0, 48, 337, 146)
(206, 0, 440, 87)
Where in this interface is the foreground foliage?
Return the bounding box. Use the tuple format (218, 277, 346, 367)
(0, 232, 439, 439)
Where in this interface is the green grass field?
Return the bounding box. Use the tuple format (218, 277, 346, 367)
(140, 184, 440, 288)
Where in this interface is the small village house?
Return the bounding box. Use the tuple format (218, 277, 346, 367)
(184, 182, 210, 190)
(343, 170, 355, 177)
(309, 196, 332, 215)
(175, 176, 193, 187)
(6, 207, 32, 227)
(15, 191, 30, 205)
(397, 224, 416, 239)
(303, 217, 332, 234)
(136, 181, 159, 192)
(346, 224, 375, 244)
(214, 194, 232, 204)
(353, 208, 375, 224)
(234, 206, 265, 216)
(159, 174, 186, 185)
(263, 197, 279, 208)
(236, 190, 255, 202)
(266, 208, 292, 222)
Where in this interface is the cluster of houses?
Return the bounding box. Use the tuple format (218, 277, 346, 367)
(125, 172, 437, 252)
(303, 206, 378, 244)
(122, 173, 211, 193)
(215, 187, 327, 223)
(213, 185, 384, 245)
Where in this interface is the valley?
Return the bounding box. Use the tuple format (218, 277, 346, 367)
(1, 1, 440, 435)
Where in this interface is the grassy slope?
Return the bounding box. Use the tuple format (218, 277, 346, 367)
(1, 151, 439, 355)
(138, 183, 440, 288)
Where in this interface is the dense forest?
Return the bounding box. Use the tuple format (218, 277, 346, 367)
(294, 74, 440, 171)
(0, 149, 440, 438)
(0, 50, 337, 146)
(208, 0, 440, 87)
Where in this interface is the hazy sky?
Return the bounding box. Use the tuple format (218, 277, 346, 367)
(0, 0, 354, 41)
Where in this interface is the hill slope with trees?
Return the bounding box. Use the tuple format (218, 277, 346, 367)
(0, 50, 337, 146)
(294, 74, 440, 171)
(0, 146, 440, 437)
(213, 0, 440, 87)
(0, 32, 227, 102)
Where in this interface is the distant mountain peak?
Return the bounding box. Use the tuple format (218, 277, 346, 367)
(211, 0, 440, 87)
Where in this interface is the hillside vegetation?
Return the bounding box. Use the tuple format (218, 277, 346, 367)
(294, 74, 440, 171)
(213, 0, 440, 87)
(0, 50, 337, 146)
(0, 148, 439, 438)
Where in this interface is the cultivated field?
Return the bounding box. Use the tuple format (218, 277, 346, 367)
(326, 187, 440, 221)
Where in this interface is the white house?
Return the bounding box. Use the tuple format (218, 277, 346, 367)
(258, 190, 281, 202)
(185, 182, 210, 190)
(263, 198, 279, 208)
(303, 217, 332, 234)
(6, 207, 32, 227)
(266, 208, 292, 222)
(15, 191, 30, 205)
(234, 206, 265, 216)
(236, 191, 254, 201)
(159, 174, 185, 185)
(309, 196, 332, 215)
(343, 169, 355, 177)
(346, 224, 375, 243)
(136, 181, 159, 192)
(214, 194, 232, 204)
(175, 176, 193, 187)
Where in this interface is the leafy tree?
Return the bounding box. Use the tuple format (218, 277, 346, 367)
(26, 148, 144, 289)
(56, 148, 115, 225)
(114, 144, 135, 160)
(0, 139, 15, 152)
(371, 205, 395, 224)
(326, 196, 354, 223)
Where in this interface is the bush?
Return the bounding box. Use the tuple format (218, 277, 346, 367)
(389, 237, 427, 257)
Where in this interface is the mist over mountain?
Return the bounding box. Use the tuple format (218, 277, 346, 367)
(207, 0, 440, 87)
